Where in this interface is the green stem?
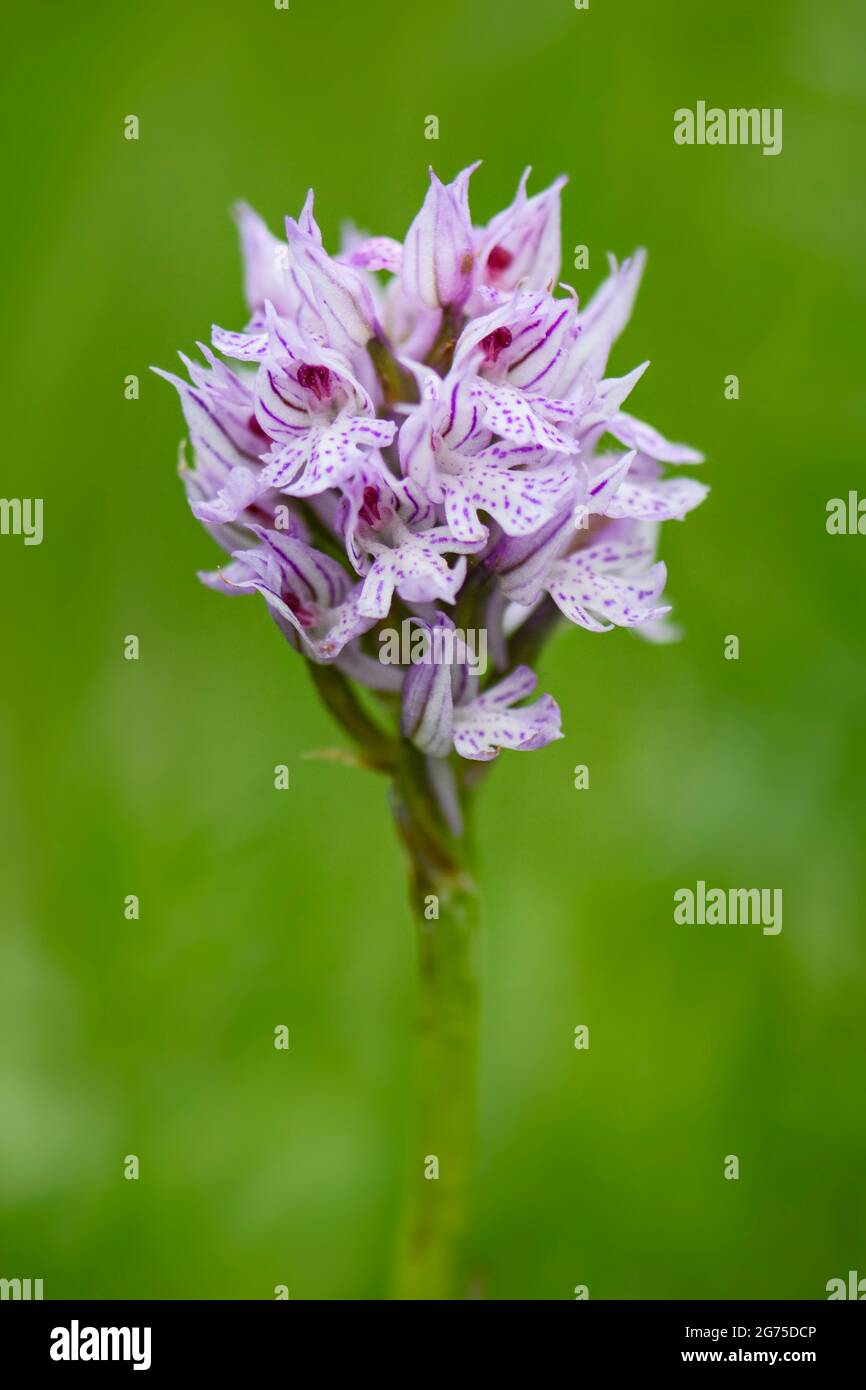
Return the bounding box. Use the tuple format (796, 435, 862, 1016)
(305, 661, 397, 774)
(301, 667, 482, 1297)
(367, 335, 419, 407)
(390, 750, 481, 1300)
(507, 594, 562, 671)
(424, 305, 461, 376)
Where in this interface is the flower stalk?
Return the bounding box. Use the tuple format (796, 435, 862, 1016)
(389, 747, 481, 1300)
(302, 671, 482, 1297)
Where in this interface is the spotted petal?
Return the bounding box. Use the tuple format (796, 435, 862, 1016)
(607, 411, 705, 464)
(441, 449, 575, 544)
(359, 532, 468, 618)
(452, 666, 563, 761)
(263, 415, 396, 496)
(603, 474, 709, 520)
(546, 554, 669, 631)
(470, 379, 579, 453)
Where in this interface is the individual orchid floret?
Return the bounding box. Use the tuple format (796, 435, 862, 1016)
(206, 525, 375, 661)
(399, 616, 457, 760)
(339, 463, 484, 618)
(453, 289, 574, 384)
(474, 168, 567, 297)
(398, 371, 576, 544)
(402, 164, 479, 312)
(152, 347, 278, 539)
(400, 616, 562, 762)
(452, 291, 589, 446)
(491, 495, 671, 632)
(180, 307, 395, 522)
(284, 202, 382, 351)
(153, 344, 265, 475)
(252, 305, 396, 500)
(544, 532, 670, 632)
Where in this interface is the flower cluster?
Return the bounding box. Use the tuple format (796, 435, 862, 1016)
(157, 165, 707, 762)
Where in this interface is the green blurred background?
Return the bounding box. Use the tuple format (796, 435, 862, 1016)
(1, 0, 864, 1299)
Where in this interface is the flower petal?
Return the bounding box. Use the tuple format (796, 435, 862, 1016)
(547, 555, 669, 630)
(470, 379, 580, 453)
(442, 450, 575, 544)
(604, 475, 709, 520)
(607, 411, 705, 464)
(476, 169, 567, 295)
(284, 216, 381, 349)
(400, 619, 456, 758)
(453, 666, 562, 761)
(191, 464, 267, 525)
(402, 164, 479, 310)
